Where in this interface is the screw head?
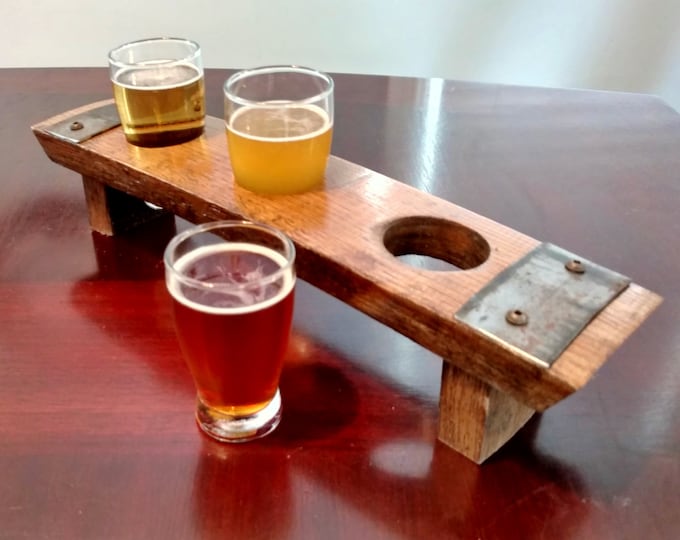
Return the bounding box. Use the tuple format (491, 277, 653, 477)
(505, 309, 529, 326)
(565, 259, 585, 274)
(70, 121, 84, 131)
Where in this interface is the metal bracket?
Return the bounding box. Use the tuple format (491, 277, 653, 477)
(43, 102, 120, 143)
(455, 243, 631, 367)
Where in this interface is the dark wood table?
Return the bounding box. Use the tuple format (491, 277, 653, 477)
(1, 68, 679, 539)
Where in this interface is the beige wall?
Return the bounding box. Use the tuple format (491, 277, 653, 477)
(2, 0, 679, 110)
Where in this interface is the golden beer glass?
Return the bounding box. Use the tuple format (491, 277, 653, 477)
(164, 221, 296, 442)
(224, 66, 334, 194)
(108, 37, 205, 147)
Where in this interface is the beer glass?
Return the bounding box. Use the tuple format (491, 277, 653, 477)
(164, 221, 296, 442)
(108, 37, 205, 147)
(224, 66, 334, 194)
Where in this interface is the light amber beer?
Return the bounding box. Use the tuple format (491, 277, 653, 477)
(226, 104, 333, 194)
(112, 63, 205, 147)
(167, 243, 295, 416)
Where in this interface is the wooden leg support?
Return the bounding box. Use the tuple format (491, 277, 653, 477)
(82, 175, 168, 235)
(438, 363, 535, 464)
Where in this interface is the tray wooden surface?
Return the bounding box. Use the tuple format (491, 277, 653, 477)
(32, 99, 662, 462)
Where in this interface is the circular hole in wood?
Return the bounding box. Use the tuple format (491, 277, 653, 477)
(383, 216, 490, 271)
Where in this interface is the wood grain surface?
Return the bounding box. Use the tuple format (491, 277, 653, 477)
(33, 101, 661, 414)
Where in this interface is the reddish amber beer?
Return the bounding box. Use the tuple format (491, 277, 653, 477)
(164, 221, 296, 442)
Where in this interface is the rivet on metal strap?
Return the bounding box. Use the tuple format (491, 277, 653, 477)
(506, 309, 529, 326)
(565, 259, 585, 274)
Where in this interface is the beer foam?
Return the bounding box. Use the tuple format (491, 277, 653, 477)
(168, 243, 294, 315)
(114, 63, 202, 90)
(227, 104, 332, 142)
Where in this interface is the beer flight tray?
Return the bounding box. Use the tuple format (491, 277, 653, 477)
(32, 100, 662, 464)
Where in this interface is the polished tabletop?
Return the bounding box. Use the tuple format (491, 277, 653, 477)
(1, 68, 679, 539)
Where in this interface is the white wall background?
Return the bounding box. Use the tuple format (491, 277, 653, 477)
(3, 0, 680, 111)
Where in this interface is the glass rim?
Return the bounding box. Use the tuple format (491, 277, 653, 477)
(108, 37, 202, 69)
(164, 220, 296, 292)
(223, 65, 334, 107)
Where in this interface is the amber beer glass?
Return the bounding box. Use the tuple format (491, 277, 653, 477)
(224, 66, 334, 194)
(108, 37, 205, 147)
(164, 221, 296, 441)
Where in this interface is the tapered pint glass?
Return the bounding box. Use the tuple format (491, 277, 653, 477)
(108, 37, 205, 147)
(164, 221, 296, 442)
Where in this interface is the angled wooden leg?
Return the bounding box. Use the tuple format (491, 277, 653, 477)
(438, 363, 535, 463)
(82, 175, 169, 235)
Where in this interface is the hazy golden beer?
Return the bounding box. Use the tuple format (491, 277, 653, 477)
(109, 38, 205, 147)
(224, 66, 334, 194)
(226, 104, 333, 194)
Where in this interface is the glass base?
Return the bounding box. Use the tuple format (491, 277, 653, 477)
(195, 389, 281, 443)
